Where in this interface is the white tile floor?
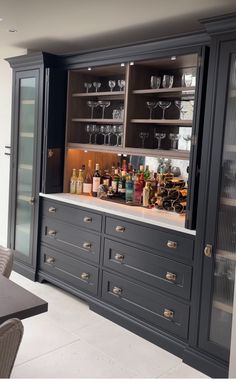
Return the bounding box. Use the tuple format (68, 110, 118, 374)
(10, 271, 209, 379)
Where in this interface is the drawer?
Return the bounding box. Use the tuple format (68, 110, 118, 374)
(42, 199, 102, 232)
(39, 246, 98, 295)
(102, 271, 189, 339)
(105, 217, 194, 263)
(41, 217, 100, 264)
(103, 239, 192, 300)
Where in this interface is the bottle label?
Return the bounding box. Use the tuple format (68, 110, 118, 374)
(93, 177, 101, 192)
(112, 180, 117, 193)
(83, 183, 92, 194)
(76, 180, 83, 195)
(70, 181, 76, 194)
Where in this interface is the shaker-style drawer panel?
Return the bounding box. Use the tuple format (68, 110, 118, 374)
(103, 239, 192, 300)
(39, 246, 98, 295)
(41, 217, 100, 264)
(102, 272, 189, 339)
(42, 199, 102, 232)
(105, 217, 194, 262)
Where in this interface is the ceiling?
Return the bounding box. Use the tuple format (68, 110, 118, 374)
(0, 0, 236, 58)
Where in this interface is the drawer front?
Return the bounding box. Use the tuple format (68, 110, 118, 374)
(103, 239, 192, 300)
(41, 217, 100, 264)
(105, 217, 194, 262)
(102, 272, 189, 339)
(42, 199, 102, 232)
(39, 246, 98, 295)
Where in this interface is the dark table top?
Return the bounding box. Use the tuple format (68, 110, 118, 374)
(0, 274, 48, 324)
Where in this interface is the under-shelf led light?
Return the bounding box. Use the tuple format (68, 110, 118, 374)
(120, 63, 125, 67)
(84, 150, 88, 153)
(130, 62, 134, 66)
(88, 67, 91, 71)
(171, 56, 176, 61)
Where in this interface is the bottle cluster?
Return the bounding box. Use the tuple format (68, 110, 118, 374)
(70, 160, 187, 214)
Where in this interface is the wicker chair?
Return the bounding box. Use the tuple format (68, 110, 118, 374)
(0, 246, 14, 278)
(0, 318, 24, 378)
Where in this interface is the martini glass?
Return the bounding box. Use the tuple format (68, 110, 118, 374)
(87, 101, 98, 119)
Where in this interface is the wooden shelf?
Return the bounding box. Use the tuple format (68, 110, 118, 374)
(132, 86, 195, 95)
(221, 198, 236, 207)
(131, 119, 192, 126)
(72, 118, 123, 124)
(72, 91, 125, 98)
(216, 250, 236, 262)
(213, 300, 233, 314)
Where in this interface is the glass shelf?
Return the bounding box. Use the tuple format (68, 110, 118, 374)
(130, 119, 192, 126)
(71, 118, 123, 124)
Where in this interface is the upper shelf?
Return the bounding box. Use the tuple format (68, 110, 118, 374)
(131, 119, 192, 126)
(132, 86, 195, 97)
(72, 91, 125, 98)
(72, 118, 123, 124)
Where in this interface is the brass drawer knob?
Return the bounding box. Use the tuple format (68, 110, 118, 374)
(83, 242, 92, 249)
(112, 286, 122, 296)
(114, 253, 125, 262)
(45, 256, 55, 264)
(81, 272, 90, 280)
(163, 308, 174, 319)
(167, 240, 177, 249)
(165, 272, 177, 282)
(83, 216, 92, 223)
(48, 229, 56, 237)
(115, 225, 125, 233)
(48, 207, 56, 213)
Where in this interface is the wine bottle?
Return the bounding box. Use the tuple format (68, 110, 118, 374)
(76, 169, 84, 195)
(70, 168, 77, 194)
(92, 163, 101, 197)
(83, 160, 93, 195)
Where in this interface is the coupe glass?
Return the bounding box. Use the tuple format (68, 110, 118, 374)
(87, 101, 98, 119)
(84, 82, 92, 93)
(169, 133, 180, 150)
(154, 130, 166, 149)
(146, 101, 158, 119)
(98, 100, 110, 119)
(108, 80, 116, 92)
(183, 134, 192, 150)
(85, 124, 93, 144)
(150, 76, 161, 89)
(174, 100, 187, 119)
(157, 101, 171, 119)
(162, 75, 174, 88)
(93, 82, 101, 92)
(182, 73, 192, 87)
(118, 80, 125, 91)
(139, 132, 149, 148)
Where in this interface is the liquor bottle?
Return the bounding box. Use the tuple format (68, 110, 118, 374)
(76, 169, 84, 195)
(139, 164, 144, 174)
(102, 169, 111, 187)
(143, 181, 151, 207)
(125, 174, 133, 203)
(111, 169, 120, 194)
(122, 159, 127, 174)
(83, 160, 93, 195)
(118, 170, 126, 199)
(133, 174, 142, 205)
(144, 165, 150, 180)
(92, 163, 101, 197)
(70, 168, 77, 194)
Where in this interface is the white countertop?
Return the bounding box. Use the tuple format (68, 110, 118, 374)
(39, 193, 196, 236)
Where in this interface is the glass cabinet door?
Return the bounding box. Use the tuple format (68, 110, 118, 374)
(12, 71, 39, 262)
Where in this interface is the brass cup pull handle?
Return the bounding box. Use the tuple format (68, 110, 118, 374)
(48, 207, 56, 213)
(112, 286, 122, 296)
(167, 240, 177, 249)
(83, 216, 92, 223)
(114, 253, 125, 262)
(45, 256, 55, 265)
(83, 242, 92, 249)
(29, 197, 35, 205)
(81, 272, 90, 280)
(163, 309, 174, 319)
(165, 272, 177, 282)
(115, 225, 126, 233)
(48, 229, 56, 237)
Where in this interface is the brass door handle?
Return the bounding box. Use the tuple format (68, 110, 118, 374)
(48, 207, 56, 213)
(165, 272, 177, 282)
(204, 244, 212, 258)
(48, 229, 56, 237)
(83, 216, 92, 223)
(83, 242, 92, 249)
(45, 256, 55, 264)
(81, 272, 90, 280)
(114, 253, 125, 262)
(115, 225, 125, 233)
(167, 240, 177, 249)
(112, 286, 122, 296)
(163, 308, 174, 319)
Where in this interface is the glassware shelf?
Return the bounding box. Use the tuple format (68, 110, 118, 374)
(130, 119, 192, 126)
(221, 198, 236, 207)
(216, 250, 236, 262)
(72, 91, 125, 98)
(213, 300, 233, 314)
(132, 86, 195, 96)
(72, 118, 123, 124)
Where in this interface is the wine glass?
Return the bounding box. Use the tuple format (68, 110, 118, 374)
(108, 80, 116, 92)
(98, 100, 110, 119)
(154, 130, 166, 149)
(150, 76, 161, 89)
(182, 73, 192, 87)
(118, 80, 125, 91)
(85, 124, 93, 144)
(112, 125, 119, 146)
(87, 101, 98, 119)
(91, 125, 99, 144)
(99, 125, 107, 145)
(162, 75, 174, 88)
(117, 125, 123, 146)
(169, 133, 180, 150)
(157, 101, 171, 119)
(139, 132, 149, 148)
(105, 125, 113, 145)
(174, 100, 188, 119)
(84, 82, 92, 93)
(93, 82, 101, 92)
(183, 135, 192, 150)
(146, 101, 158, 119)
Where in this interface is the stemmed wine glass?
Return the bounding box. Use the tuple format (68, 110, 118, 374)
(154, 129, 166, 149)
(169, 133, 180, 150)
(87, 101, 98, 119)
(139, 132, 149, 148)
(117, 125, 123, 146)
(157, 101, 171, 119)
(91, 125, 100, 144)
(93, 82, 101, 92)
(105, 125, 113, 145)
(84, 82, 92, 93)
(108, 80, 116, 92)
(99, 125, 107, 145)
(183, 135, 192, 150)
(98, 100, 110, 119)
(118, 80, 125, 91)
(85, 124, 93, 144)
(146, 101, 158, 119)
(162, 75, 174, 88)
(174, 100, 187, 120)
